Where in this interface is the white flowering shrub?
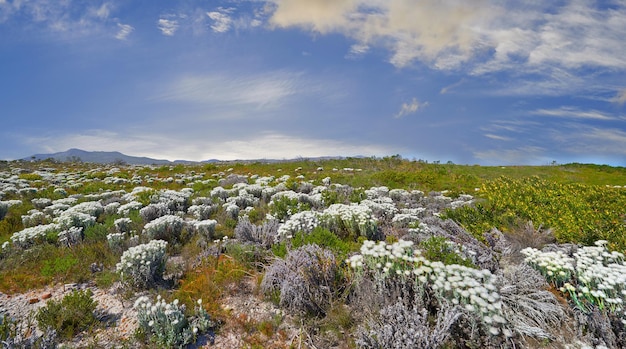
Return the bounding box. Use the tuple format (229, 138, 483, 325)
(193, 219, 218, 241)
(116, 239, 167, 289)
(360, 198, 398, 220)
(31, 198, 52, 209)
(140, 203, 171, 222)
(10, 223, 59, 249)
(523, 241, 626, 322)
(21, 210, 48, 228)
(104, 201, 121, 215)
(65, 201, 103, 217)
(57, 226, 84, 247)
(276, 211, 320, 241)
(349, 240, 511, 338)
(187, 204, 217, 220)
(114, 217, 133, 234)
(223, 203, 239, 219)
(54, 211, 96, 231)
(320, 204, 379, 240)
(142, 215, 184, 242)
(117, 201, 143, 216)
(107, 232, 126, 252)
(134, 295, 213, 348)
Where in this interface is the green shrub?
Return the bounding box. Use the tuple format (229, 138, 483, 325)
(419, 236, 476, 268)
(36, 289, 98, 339)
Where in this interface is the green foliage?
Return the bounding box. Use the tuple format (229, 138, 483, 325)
(36, 289, 98, 339)
(269, 196, 311, 221)
(419, 236, 476, 268)
(272, 227, 355, 260)
(449, 177, 626, 250)
(40, 254, 79, 277)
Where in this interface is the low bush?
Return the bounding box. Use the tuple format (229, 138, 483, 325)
(261, 244, 340, 316)
(116, 239, 167, 289)
(134, 295, 214, 348)
(36, 289, 98, 340)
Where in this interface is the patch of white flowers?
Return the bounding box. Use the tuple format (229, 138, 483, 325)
(523, 241, 626, 323)
(142, 215, 184, 241)
(10, 223, 59, 249)
(116, 239, 167, 289)
(277, 211, 320, 240)
(134, 295, 213, 348)
(321, 204, 378, 239)
(349, 239, 511, 337)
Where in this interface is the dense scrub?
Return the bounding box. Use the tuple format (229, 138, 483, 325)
(0, 158, 624, 348)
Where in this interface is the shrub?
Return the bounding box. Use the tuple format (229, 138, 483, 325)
(234, 217, 279, 249)
(420, 236, 476, 268)
(10, 223, 59, 249)
(348, 239, 511, 338)
(261, 244, 339, 316)
(134, 296, 214, 349)
(192, 219, 218, 241)
(187, 204, 217, 220)
(57, 226, 84, 247)
(116, 240, 168, 289)
(276, 210, 320, 241)
(320, 203, 379, 240)
(143, 215, 184, 243)
(36, 289, 98, 340)
(114, 217, 133, 234)
(140, 203, 171, 222)
(356, 302, 462, 349)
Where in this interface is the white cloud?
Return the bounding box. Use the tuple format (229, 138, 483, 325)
(115, 23, 133, 40)
(207, 8, 233, 33)
(265, 0, 626, 95)
(484, 134, 511, 141)
(531, 107, 617, 121)
(90, 3, 111, 19)
(157, 18, 179, 36)
(394, 98, 428, 119)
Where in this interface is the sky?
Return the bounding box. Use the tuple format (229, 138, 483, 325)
(1, 0, 625, 166)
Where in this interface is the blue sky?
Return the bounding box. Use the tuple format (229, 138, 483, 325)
(1, 0, 625, 166)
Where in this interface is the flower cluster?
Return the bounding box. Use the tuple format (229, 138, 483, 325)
(117, 201, 143, 216)
(57, 226, 83, 247)
(134, 295, 213, 348)
(524, 241, 626, 321)
(107, 232, 126, 251)
(142, 215, 184, 242)
(321, 204, 378, 239)
(192, 219, 217, 240)
(114, 217, 133, 234)
(277, 211, 320, 240)
(116, 239, 168, 289)
(348, 239, 510, 337)
(521, 247, 575, 286)
(54, 211, 96, 231)
(10, 223, 59, 249)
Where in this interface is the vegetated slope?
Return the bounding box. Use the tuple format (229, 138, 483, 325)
(0, 158, 625, 348)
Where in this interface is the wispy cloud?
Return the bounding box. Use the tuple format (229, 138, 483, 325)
(115, 23, 133, 40)
(153, 71, 303, 110)
(531, 107, 617, 121)
(394, 98, 428, 119)
(157, 18, 179, 36)
(484, 134, 511, 141)
(207, 7, 233, 33)
(613, 89, 626, 105)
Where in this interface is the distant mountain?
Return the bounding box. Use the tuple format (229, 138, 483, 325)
(24, 148, 179, 165)
(23, 149, 358, 165)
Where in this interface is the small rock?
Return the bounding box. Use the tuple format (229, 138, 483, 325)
(41, 292, 52, 300)
(28, 297, 39, 304)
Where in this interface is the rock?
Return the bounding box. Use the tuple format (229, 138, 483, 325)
(28, 297, 39, 304)
(41, 292, 52, 300)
